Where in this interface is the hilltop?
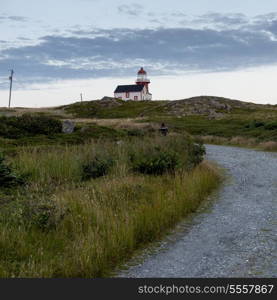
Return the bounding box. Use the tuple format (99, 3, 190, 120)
(1, 95, 276, 120)
(59, 95, 277, 119)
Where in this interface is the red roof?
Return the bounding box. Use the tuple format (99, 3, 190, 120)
(138, 67, 146, 74)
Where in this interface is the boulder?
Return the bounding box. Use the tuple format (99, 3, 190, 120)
(62, 120, 75, 134)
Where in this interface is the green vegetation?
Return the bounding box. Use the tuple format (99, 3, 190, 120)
(130, 138, 205, 175)
(0, 154, 25, 188)
(62, 99, 168, 119)
(264, 121, 277, 130)
(146, 116, 277, 142)
(0, 114, 62, 139)
(0, 135, 220, 277)
(82, 156, 115, 180)
(2, 95, 277, 277)
(0, 124, 126, 149)
(1, 96, 276, 149)
(0, 114, 158, 150)
(60, 96, 277, 150)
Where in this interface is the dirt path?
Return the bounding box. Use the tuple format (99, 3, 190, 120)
(117, 145, 277, 277)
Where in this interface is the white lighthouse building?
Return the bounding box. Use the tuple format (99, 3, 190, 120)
(114, 68, 152, 101)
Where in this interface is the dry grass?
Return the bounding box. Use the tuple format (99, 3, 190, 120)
(199, 135, 229, 144)
(72, 117, 158, 131)
(0, 106, 68, 117)
(229, 136, 258, 147)
(258, 141, 277, 151)
(200, 135, 259, 147)
(199, 135, 277, 152)
(0, 136, 221, 277)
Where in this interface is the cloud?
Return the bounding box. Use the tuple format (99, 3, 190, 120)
(251, 13, 277, 36)
(193, 12, 248, 28)
(1, 13, 277, 88)
(118, 3, 144, 16)
(0, 14, 28, 23)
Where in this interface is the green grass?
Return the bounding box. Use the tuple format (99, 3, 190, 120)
(2, 96, 276, 148)
(60, 97, 277, 148)
(145, 115, 277, 142)
(0, 124, 128, 150)
(0, 135, 220, 277)
(63, 100, 168, 119)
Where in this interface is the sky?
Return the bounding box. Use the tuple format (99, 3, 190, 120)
(1, 0, 277, 107)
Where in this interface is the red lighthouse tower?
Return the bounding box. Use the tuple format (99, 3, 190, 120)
(136, 67, 150, 93)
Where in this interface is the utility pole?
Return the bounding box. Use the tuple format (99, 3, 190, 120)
(8, 69, 14, 108)
(80, 93, 83, 102)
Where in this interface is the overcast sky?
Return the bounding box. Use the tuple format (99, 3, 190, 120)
(1, 0, 277, 107)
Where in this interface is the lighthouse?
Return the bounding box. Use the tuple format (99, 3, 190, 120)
(114, 68, 152, 101)
(136, 67, 150, 94)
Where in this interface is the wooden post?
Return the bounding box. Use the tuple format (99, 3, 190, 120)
(8, 69, 14, 108)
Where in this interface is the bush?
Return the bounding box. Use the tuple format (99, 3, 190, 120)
(0, 196, 67, 230)
(0, 114, 62, 138)
(188, 142, 206, 167)
(82, 157, 114, 180)
(24, 197, 66, 230)
(126, 128, 145, 137)
(245, 120, 265, 129)
(0, 154, 25, 188)
(131, 150, 179, 175)
(129, 136, 205, 175)
(17, 114, 62, 135)
(264, 122, 277, 130)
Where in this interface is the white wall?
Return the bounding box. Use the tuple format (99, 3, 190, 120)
(141, 87, 152, 100)
(114, 86, 152, 100)
(114, 91, 142, 100)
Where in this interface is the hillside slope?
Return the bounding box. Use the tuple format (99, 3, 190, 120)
(1, 96, 276, 149)
(60, 96, 277, 119)
(1, 95, 276, 120)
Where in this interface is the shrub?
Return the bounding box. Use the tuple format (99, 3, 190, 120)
(126, 128, 145, 137)
(131, 150, 180, 175)
(1, 196, 67, 230)
(24, 197, 66, 230)
(188, 142, 206, 167)
(264, 121, 277, 130)
(18, 114, 62, 135)
(245, 120, 265, 129)
(0, 114, 62, 139)
(130, 136, 205, 175)
(82, 157, 114, 180)
(0, 153, 25, 188)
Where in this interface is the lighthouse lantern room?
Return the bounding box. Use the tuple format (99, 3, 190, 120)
(114, 68, 152, 101)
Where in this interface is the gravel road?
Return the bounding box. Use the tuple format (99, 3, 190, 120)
(117, 145, 277, 277)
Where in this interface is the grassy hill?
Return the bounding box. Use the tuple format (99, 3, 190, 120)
(1, 95, 277, 150)
(60, 96, 277, 119)
(59, 96, 277, 149)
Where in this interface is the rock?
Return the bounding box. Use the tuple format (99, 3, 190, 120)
(62, 120, 75, 134)
(101, 96, 117, 101)
(99, 96, 123, 108)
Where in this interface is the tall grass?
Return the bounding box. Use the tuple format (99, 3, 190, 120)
(0, 135, 220, 277)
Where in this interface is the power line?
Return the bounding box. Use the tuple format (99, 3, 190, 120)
(8, 69, 14, 108)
